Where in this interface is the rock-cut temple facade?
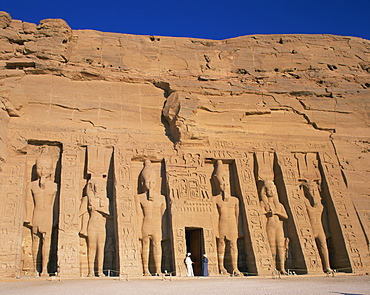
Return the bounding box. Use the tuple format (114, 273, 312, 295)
(0, 11, 369, 278)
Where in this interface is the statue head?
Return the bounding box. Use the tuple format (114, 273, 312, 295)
(301, 181, 320, 204)
(214, 160, 230, 194)
(140, 159, 157, 192)
(35, 152, 53, 179)
(87, 177, 106, 199)
(263, 180, 276, 197)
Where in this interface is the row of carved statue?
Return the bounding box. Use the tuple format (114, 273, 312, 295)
(24, 150, 333, 277)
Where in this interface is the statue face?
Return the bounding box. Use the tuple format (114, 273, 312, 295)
(218, 176, 230, 193)
(36, 159, 52, 178)
(306, 183, 319, 200)
(88, 178, 106, 197)
(265, 181, 275, 196)
(307, 186, 315, 197)
(144, 177, 156, 191)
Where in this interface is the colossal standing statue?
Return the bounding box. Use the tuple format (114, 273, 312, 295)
(301, 181, 333, 273)
(84, 177, 110, 277)
(213, 160, 241, 276)
(24, 150, 57, 277)
(136, 160, 166, 276)
(259, 180, 288, 274)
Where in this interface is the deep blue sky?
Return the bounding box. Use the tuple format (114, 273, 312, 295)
(2, 0, 370, 40)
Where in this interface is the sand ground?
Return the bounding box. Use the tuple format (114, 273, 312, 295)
(0, 274, 369, 295)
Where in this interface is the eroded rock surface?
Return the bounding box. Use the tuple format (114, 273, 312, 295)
(0, 12, 369, 278)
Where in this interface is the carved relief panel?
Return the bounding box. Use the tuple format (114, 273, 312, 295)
(58, 145, 84, 277)
(114, 147, 141, 275)
(0, 154, 26, 278)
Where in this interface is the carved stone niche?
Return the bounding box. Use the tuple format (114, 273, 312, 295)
(78, 145, 117, 277)
(317, 152, 362, 272)
(294, 152, 334, 274)
(255, 151, 291, 275)
(22, 143, 61, 277)
(209, 159, 245, 276)
(131, 158, 171, 275)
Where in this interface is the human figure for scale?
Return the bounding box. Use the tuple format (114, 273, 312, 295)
(185, 253, 194, 277)
(301, 181, 333, 274)
(24, 151, 57, 277)
(136, 160, 166, 276)
(202, 254, 209, 276)
(213, 160, 241, 276)
(85, 177, 110, 277)
(260, 180, 288, 274)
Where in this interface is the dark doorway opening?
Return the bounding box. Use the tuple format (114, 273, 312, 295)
(185, 227, 204, 276)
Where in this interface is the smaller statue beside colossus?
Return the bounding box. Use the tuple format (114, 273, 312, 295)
(136, 160, 166, 276)
(259, 180, 288, 275)
(301, 181, 333, 273)
(24, 150, 57, 277)
(213, 160, 241, 276)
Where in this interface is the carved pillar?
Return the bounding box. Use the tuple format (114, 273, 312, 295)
(276, 152, 322, 274)
(235, 154, 273, 275)
(58, 146, 82, 277)
(0, 157, 26, 278)
(114, 147, 141, 275)
(319, 152, 370, 271)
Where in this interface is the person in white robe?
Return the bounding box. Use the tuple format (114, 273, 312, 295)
(185, 253, 194, 277)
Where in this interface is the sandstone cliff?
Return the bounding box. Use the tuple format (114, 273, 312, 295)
(1, 12, 369, 200)
(0, 11, 369, 277)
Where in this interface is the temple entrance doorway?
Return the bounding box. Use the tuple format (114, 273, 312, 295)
(185, 227, 204, 276)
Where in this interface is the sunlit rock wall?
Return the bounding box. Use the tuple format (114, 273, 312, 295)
(0, 11, 369, 278)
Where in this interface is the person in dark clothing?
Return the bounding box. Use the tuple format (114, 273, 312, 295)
(202, 254, 209, 276)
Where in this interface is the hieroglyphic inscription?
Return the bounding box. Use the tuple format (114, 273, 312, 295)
(355, 209, 370, 251)
(166, 152, 209, 204)
(319, 152, 370, 270)
(203, 228, 218, 275)
(58, 147, 81, 276)
(235, 154, 273, 275)
(0, 160, 26, 278)
(277, 152, 322, 273)
(210, 140, 327, 154)
(114, 147, 141, 274)
(172, 227, 187, 276)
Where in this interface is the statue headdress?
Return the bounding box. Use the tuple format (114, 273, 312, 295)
(140, 159, 156, 183)
(36, 146, 53, 168)
(213, 160, 227, 185)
